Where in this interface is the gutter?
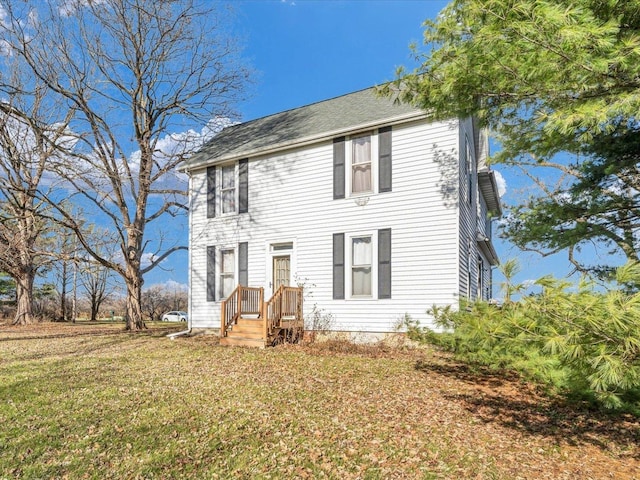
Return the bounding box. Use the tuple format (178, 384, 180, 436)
(167, 328, 191, 340)
(476, 232, 500, 266)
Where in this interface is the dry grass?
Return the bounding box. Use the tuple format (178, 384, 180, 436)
(1, 322, 638, 479)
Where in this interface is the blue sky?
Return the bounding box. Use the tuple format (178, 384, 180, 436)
(149, 0, 580, 296)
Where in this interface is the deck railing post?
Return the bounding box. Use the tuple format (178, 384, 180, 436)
(237, 285, 243, 320)
(262, 287, 268, 345)
(259, 287, 264, 312)
(220, 301, 226, 338)
(298, 287, 303, 330)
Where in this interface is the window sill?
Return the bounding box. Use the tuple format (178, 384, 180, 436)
(349, 191, 374, 198)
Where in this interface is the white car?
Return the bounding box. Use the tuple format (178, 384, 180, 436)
(162, 311, 188, 322)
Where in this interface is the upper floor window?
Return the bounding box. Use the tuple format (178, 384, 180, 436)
(206, 158, 248, 218)
(466, 137, 473, 205)
(351, 133, 372, 195)
(333, 126, 392, 200)
(221, 164, 236, 214)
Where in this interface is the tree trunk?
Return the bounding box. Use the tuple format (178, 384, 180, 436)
(60, 260, 67, 321)
(124, 272, 145, 330)
(90, 293, 98, 322)
(90, 304, 98, 321)
(13, 273, 35, 325)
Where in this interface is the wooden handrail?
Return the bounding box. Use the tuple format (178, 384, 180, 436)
(221, 284, 303, 345)
(264, 285, 303, 343)
(220, 285, 264, 338)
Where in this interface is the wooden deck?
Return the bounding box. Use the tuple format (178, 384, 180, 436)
(219, 285, 303, 348)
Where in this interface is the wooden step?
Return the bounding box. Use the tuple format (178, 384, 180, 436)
(221, 317, 265, 348)
(230, 318, 263, 336)
(219, 336, 266, 348)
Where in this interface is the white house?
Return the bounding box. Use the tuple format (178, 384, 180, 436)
(181, 87, 501, 345)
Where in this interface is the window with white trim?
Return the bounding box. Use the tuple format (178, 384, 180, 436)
(466, 136, 473, 205)
(333, 128, 391, 200)
(351, 133, 372, 194)
(219, 248, 235, 299)
(220, 163, 236, 214)
(334, 230, 391, 300)
(467, 238, 473, 299)
(478, 256, 484, 301)
(351, 235, 372, 297)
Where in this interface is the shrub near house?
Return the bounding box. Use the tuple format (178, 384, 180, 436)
(406, 262, 640, 411)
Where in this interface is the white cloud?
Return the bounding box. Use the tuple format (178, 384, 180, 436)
(58, 0, 107, 18)
(494, 170, 507, 197)
(146, 279, 188, 293)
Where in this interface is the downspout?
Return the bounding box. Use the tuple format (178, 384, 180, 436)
(167, 170, 193, 340)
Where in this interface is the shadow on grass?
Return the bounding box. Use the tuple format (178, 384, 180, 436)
(416, 359, 640, 458)
(0, 323, 183, 342)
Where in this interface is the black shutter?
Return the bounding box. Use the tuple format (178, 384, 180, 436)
(238, 242, 248, 286)
(206, 246, 216, 302)
(333, 233, 345, 299)
(206, 166, 216, 218)
(378, 229, 391, 299)
(239, 158, 248, 214)
(378, 126, 392, 193)
(333, 137, 345, 199)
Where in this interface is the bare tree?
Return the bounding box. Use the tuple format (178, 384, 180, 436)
(48, 224, 81, 321)
(141, 285, 168, 322)
(79, 227, 119, 322)
(0, 63, 72, 324)
(80, 259, 116, 322)
(1, 0, 249, 329)
(142, 283, 188, 322)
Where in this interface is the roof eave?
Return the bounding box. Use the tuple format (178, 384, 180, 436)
(476, 233, 500, 266)
(478, 169, 502, 217)
(180, 110, 428, 172)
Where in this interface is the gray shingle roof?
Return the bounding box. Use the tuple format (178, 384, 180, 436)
(185, 86, 423, 169)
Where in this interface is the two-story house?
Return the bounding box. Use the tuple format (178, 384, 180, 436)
(181, 86, 501, 345)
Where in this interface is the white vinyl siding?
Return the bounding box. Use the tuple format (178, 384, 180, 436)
(459, 118, 479, 300)
(189, 118, 462, 332)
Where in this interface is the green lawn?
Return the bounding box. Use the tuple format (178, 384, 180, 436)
(1, 322, 638, 479)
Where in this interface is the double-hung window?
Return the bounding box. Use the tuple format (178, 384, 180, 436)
(221, 164, 236, 214)
(333, 229, 391, 300)
(466, 137, 473, 206)
(220, 249, 235, 299)
(206, 159, 249, 218)
(351, 134, 372, 195)
(207, 242, 248, 302)
(351, 236, 372, 297)
(333, 127, 392, 200)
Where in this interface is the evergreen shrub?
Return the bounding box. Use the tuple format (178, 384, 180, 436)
(406, 262, 640, 411)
